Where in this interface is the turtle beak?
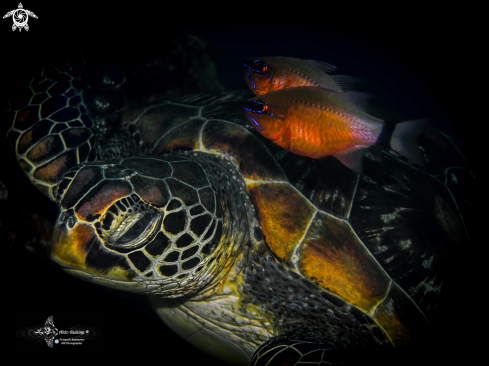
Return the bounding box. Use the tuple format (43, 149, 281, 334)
(51, 221, 94, 269)
(51, 220, 137, 283)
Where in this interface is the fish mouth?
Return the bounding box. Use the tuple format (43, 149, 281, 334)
(245, 70, 256, 89)
(241, 59, 255, 71)
(241, 65, 257, 90)
(241, 110, 283, 141)
(241, 108, 261, 130)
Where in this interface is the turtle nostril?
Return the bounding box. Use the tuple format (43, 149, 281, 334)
(67, 216, 75, 228)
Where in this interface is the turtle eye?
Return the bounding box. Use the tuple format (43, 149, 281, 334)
(243, 99, 268, 114)
(107, 211, 160, 250)
(252, 60, 269, 74)
(118, 214, 153, 244)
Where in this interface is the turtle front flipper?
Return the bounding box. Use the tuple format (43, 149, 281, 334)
(6, 49, 138, 201)
(251, 336, 347, 365)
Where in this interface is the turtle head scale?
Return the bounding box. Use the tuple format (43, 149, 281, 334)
(50, 155, 236, 297)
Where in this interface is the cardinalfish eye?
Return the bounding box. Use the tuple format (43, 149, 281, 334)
(243, 99, 268, 114)
(251, 60, 269, 74)
(242, 59, 270, 75)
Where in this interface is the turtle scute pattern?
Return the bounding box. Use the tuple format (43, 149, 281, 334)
(53, 153, 230, 296)
(240, 251, 388, 349)
(6, 50, 144, 200)
(52, 143, 257, 298)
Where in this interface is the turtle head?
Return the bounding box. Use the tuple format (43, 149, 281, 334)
(50, 155, 230, 297)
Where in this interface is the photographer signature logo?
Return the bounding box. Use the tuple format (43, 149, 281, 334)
(3, 3, 38, 32)
(15, 315, 102, 348)
(33, 316, 58, 348)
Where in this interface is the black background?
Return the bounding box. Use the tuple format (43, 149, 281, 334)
(4, 2, 478, 364)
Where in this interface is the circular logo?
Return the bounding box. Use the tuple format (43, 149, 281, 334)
(12, 9, 28, 27)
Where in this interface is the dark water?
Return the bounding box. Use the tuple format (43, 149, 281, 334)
(3, 5, 477, 363)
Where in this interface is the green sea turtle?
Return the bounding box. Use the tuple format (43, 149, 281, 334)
(6, 50, 473, 365)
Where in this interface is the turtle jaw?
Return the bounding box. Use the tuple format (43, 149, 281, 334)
(59, 267, 151, 293)
(50, 220, 138, 284)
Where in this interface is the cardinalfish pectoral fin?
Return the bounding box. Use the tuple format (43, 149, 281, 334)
(281, 124, 292, 149)
(387, 119, 430, 167)
(334, 147, 370, 175)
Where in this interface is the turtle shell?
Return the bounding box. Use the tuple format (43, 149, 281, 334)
(127, 90, 474, 347)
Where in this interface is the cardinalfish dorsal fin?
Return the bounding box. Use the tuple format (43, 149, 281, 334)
(330, 75, 365, 92)
(301, 87, 375, 114)
(306, 60, 364, 92)
(338, 91, 374, 112)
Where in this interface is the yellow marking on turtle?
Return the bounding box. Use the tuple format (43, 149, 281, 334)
(247, 181, 316, 263)
(243, 178, 287, 185)
(51, 222, 92, 268)
(52, 221, 137, 281)
(298, 211, 392, 313)
(371, 282, 431, 346)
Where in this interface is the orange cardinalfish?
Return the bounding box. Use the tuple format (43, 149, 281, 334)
(242, 56, 361, 96)
(242, 86, 429, 173)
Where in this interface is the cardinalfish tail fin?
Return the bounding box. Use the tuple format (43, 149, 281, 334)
(389, 119, 430, 167)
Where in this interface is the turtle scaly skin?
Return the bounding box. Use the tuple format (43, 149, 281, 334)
(6, 50, 474, 365)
